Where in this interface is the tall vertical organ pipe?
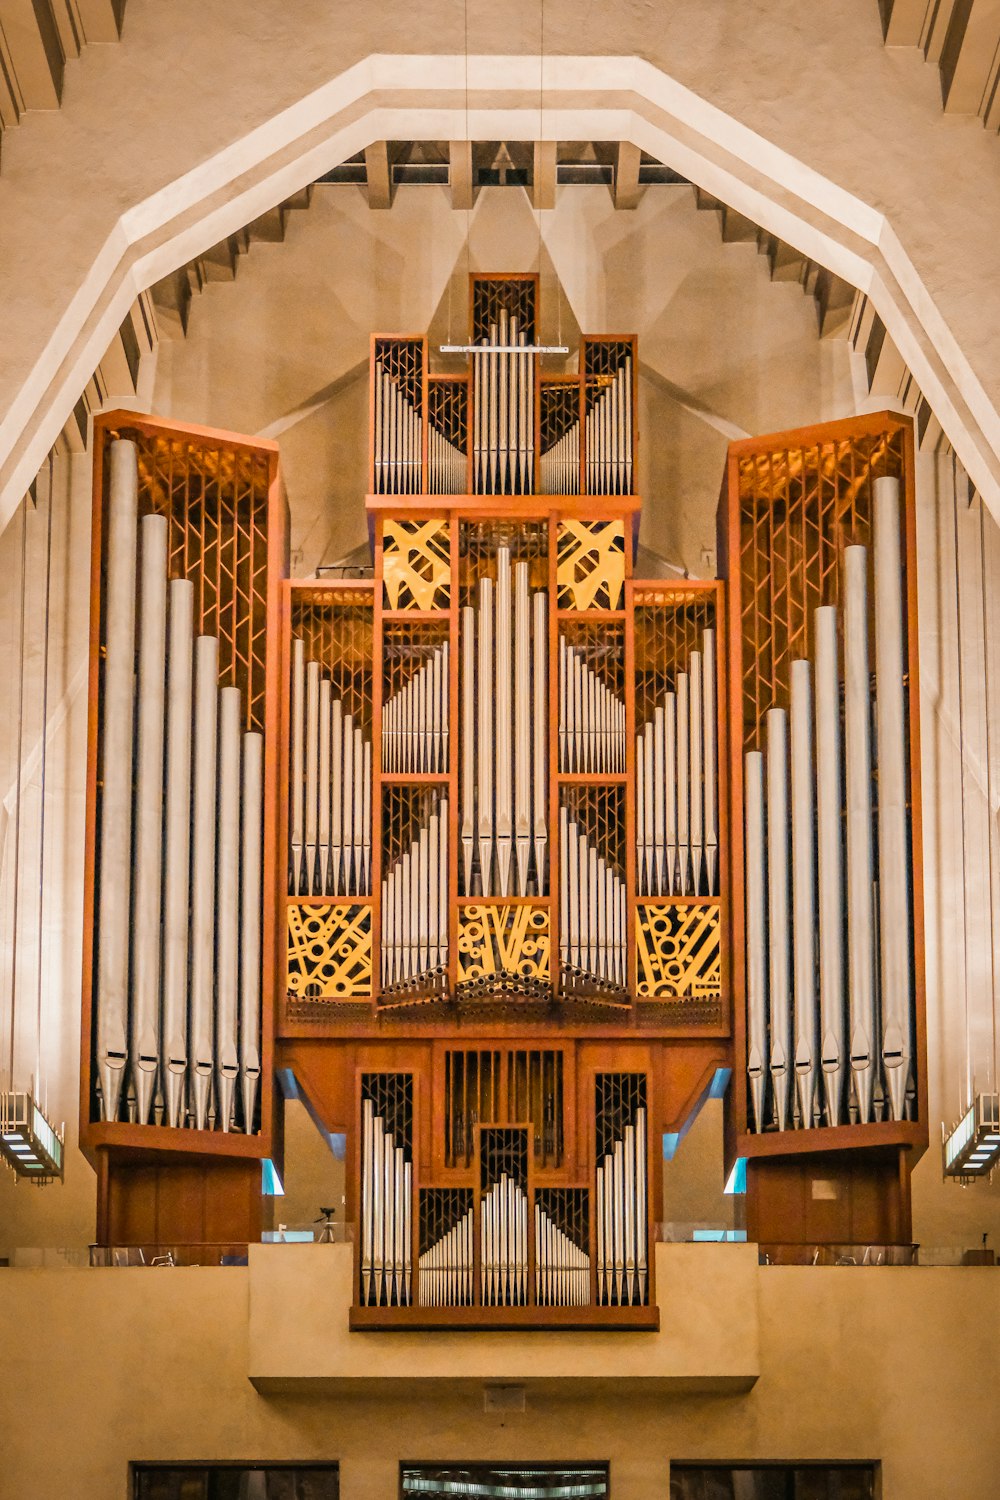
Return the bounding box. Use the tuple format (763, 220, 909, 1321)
(790, 659, 818, 1128)
(844, 546, 876, 1123)
(240, 731, 263, 1133)
(162, 579, 194, 1129)
(873, 477, 912, 1121)
(814, 606, 846, 1125)
(745, 750, 767, 1133)
(215, 686, 242, 1132)
(96, 439, 138, 1122)
(766, 709, 792, 1132)
(190, 635, 219, 1131)
(130, 513, 168, 1124)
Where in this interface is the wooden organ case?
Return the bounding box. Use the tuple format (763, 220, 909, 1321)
(79, 277, 927, 1311)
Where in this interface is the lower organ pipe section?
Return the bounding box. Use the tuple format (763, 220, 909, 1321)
(481, 1177, 529, 1307)
(418, 1193, 474, 1307)
(381, 794, 449, 987)
(636, 629, 718, 897)
(595, 1077, 648, 1306)
(460, 546, 548, 897)
(535, 1192, 590, 1307)
(744, 479, 914, 1132)
(360, 1082, 413, 1307)
(289, 637, 371, 897)
(94, 439, 263, 1133)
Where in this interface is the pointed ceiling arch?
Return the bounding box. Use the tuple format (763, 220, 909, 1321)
(0, 53, 997, 523)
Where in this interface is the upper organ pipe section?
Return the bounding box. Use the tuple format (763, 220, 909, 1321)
(84, 415, 282, 1143)
(723, 415, 925, 1148)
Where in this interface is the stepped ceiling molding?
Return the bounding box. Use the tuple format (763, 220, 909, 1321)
(0, 52, 998, 525)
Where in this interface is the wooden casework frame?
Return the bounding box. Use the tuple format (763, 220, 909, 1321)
(718, 410, 928, 1164)
(347, 1037, 662, 1331)
(80, 411, 287, 1168)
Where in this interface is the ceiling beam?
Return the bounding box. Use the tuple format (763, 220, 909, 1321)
(449, 140, 474, 210)
(364, 141, 393, 210)
(532, 141, 556, 210)
(0, 0, 65, 110)
(879, 0, 935, 46)
(613, 141, 643, 209)
(941, 0, 1000, 113)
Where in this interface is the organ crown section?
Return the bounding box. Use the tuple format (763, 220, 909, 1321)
(721, 413, 927, 1157)
(82, 413, 284, 1156)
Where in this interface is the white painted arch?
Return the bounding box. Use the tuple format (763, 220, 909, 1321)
(1, 52, 998, 524)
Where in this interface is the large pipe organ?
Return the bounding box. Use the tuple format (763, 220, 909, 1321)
(80, 277, 927, 1317)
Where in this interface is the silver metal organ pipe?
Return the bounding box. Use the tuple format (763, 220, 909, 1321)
(689, 651, 704, 894)
(677, 673, 690, 894)
(514, 561, 532, 894)
(844, 545, 876, 1124)
(318, 678, 331, 894)
(873, 477, 912, 1121)
(331, 695, 343, 896)
(790, 659, 818, 1129)
(702, 629, 718, 895)
(745, 749, 768, 1133)
(290, 636, 305, 893)
(162, 579, 194, 1129)
(477, 576, 494, 895)
(461, 607, 475, 894)
(240, 730, 263, 1133)
(495, 548, 513, 894)
(190, 635, 219, 1132)
(636, 738, 647, 894)
(304, 660, 319, 894)
(643, 723, 654, 896)
(341, 712, 354, 895)
(352, 721, 364, 895)
(216, 685, 242, 1132)
(131, 513, 168, 1125)
(533, 590, 548, 893)
(363, 738, 372, 895)
(766, 708, 792, 1132)
(653, 705, 666, 897)
(665, 692, 677, 897)
(814, 605, 846, 1125)
(96, 438, 138, 1123)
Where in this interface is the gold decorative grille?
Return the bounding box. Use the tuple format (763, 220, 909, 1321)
(291, 588, 374, 732)
(736, 426, 906, 752)
(382, 518, 450, 611)
(287, 902, 372, 998)
(456, 904, 551, 996)
(472, 278, 537, 344)
(635, 902, 721, 1002)
(107, 426, 273, 731)
(556, 519, 625, 610)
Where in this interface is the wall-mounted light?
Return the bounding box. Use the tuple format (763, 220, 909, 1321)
(0, 1091, 64, 1182)
(943, 1093, 1000, 1179)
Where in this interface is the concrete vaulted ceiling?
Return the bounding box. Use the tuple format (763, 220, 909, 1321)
(0, 3, 999, 523)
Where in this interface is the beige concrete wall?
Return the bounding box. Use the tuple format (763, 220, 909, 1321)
(1, 1247, 998, 1498)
